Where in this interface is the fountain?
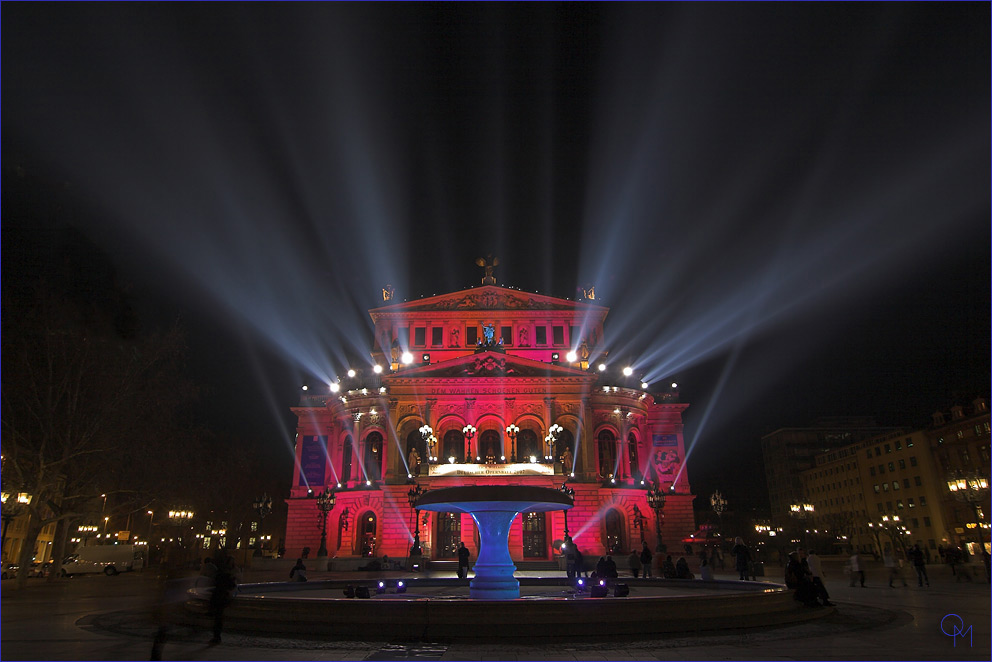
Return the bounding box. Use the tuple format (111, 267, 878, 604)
(414, 485, 572, 599)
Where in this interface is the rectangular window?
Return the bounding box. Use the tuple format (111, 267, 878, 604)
(919, 496, 927, 506)
(875, 447, 881, 457)
(873, 484, 880, 493)
(570, 325, 580, 346)
(886, 501, 893, 510)
(898, 459, 906, 469)
(869, 467, 876, 476)
(903, 478, 910, 488)
(552, 326, 565, 346)
(399, 327, 410, 348)
(877, 503, 884, 512)
(923, 516, 931, 527)
(501, 326, 512, 345)
(414, 327, 426, 346)
(432, 327, 443, 347)
(912, 518, 919, 527)
(535, 326, 547, 345)
(249, 537, 256, 546)
(910, 456, 917, 467)
(888, 462, 894, 471)
(895, 440, 902, 450)
(914, 475, 922, 486)
(879, 465, 885, 474)
(466, 326, 478, 346)
(867, 450, 872, 459)
(882, 483, 889, 492)
(906, 438, 914, 447)
(908, 498, 915, 508)
(896, 500, 904, 509)
(251, 521, 258, 532)
(892, 481, 900, 491)
(884, 443, 891, 454)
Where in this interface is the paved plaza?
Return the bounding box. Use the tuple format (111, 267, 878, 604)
(1, 559, 988, 661)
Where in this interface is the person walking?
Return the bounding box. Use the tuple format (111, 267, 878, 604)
(640, 542, 653, 578)
(457, 541, 471, 579)
(208, 550, 238, 645)
(732, 537, 751, 581)
(848, 550, 865, 587)
(909, 543, 929, 587)
(563, 536, 577, 580)
(628, 549, 642, 578)
(883, 549, 906, 588)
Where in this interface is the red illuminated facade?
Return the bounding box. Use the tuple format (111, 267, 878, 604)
(285, 284, 696, 566)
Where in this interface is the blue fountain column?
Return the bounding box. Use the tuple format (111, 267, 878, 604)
(469, 509, 520, 600)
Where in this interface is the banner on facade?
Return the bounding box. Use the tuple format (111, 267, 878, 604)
(652, 433, 678, 447)
(429, 462, 555, 477)
(298, 435, 327, 487)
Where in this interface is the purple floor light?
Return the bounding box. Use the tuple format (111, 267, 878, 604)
(416, 485, 572, 600)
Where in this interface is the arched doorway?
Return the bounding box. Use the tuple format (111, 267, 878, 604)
(442, 429, 464, 463)
(406, 429, 426, 476)
(517, 429, 540, 462)
(522, 512, 547, 558)
(364, 431, 383, 481)
(598, 429, 617, 479)
(341, 436, 353, 483)
(436, 512, 461, 559)
(479, 429, 502, 462)
(605, 509, 625, 556)
(356, 511, 377, 557)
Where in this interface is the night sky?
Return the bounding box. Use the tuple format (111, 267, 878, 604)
(3, 3, 988, 512)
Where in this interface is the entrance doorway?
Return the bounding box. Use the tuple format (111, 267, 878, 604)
(436, 512, 461, 559)
(522, 512, 547, 558)
(605, 509, 625, 556)
(357, 511, 377, 557)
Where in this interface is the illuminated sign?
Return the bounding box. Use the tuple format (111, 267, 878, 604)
(298, 436, 327, 487)
(429, 463, 555, 477)
(652, 434, 678, 447)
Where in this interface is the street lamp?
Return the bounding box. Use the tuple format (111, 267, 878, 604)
(462, 424, 476, 462)
(710, 490, 727, 529)
(559, 481, 575, 537)
(1, 491, 32, 554)
(946, 471, 989, 554)
(167, 509, 194, 549)
(252, 493, 273, 557)
(631, 504, 646, 543)
(314, 488, 336, 558)
(420, 424, 437, 463)
(647, 482, 667, 552)
(407, 483, 426, 556)
(506, 424, 520, 462)
(545, 424, 563, 462)
(789, 503, 815, 548)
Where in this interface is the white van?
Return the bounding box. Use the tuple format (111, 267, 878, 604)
(62, 544, 145, 576)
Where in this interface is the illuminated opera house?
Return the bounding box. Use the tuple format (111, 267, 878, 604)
(285, 266, 696, 567)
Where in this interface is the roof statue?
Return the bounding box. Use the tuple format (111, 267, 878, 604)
(382, 284, 395, 302)
(475, 254, 499, 285)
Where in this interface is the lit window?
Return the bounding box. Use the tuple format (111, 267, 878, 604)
(883, 483, 889, 492)
(895, 440, 902, 450)
(892, 481, 899, 491)
(896, 500, 904, 509)
(919, 496, 927, 506)
(888, 462, 895, 472)
(908, 498, 915, 508)
(884, 444, 891, 454)
(251, 522, 258, 532)
(906, 438, 914, 447)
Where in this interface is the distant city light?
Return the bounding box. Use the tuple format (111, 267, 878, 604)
(301, 385, 308, 391)
(671, 382, 678, 388)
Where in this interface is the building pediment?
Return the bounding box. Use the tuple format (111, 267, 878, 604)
(385, 351, 593, 380)
(370, 285, 605, 320)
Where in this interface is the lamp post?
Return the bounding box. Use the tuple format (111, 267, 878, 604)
(146, 511, 154, 545)
(314, 488, 336, 558)
(710, 490, 727, 531)
(946, 471, 989, 554)
(789, 503, 815, 548)
(647, 482, 667, 552)
(545, 424, 562, 462)
(420, 424, 437, 463)
(506, 424, 519, 463)
(462, 424, 476, 463)
(558, 481, 575, 537)
(252, 493, 273, 557)
(407, 483, 425, 556)
(631, 504, 646, 543)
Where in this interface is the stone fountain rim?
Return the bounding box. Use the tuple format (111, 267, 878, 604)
(414, 484, 573, 512)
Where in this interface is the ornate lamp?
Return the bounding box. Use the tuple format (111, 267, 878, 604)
(252, 493, 273, 556)
(505, 424, 520, 462)
(545, 423, 563, 462)
(462, 424, 476, 463)
(314, 488, 336, 557)
(407, 483, 426, 556)
(646, 482, 667, 552)
(559, 481, 575, 537)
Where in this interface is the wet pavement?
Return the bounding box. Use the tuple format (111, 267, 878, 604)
(2, 560, 989, 660)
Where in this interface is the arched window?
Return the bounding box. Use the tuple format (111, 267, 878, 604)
(555, 428, 576, 472)
(364, 431, 383, 481)
(628, 432, 640, 480)
(341, 436, 353, 483)
(480, 429, 502, 462)
(598, 429, 617, 479)
(356, 511, 377, 557)
(517, 429, 540, 462)
(442, 429, 464, 463)
(605, 509, 625, 556)
(522, 512, 547, 558)
(406, 429, 426, 475)
(436, 512, 461, 559)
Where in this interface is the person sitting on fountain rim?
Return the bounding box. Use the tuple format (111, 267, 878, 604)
(662, 555, 677, 579)
(785, 551, 820, 607)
